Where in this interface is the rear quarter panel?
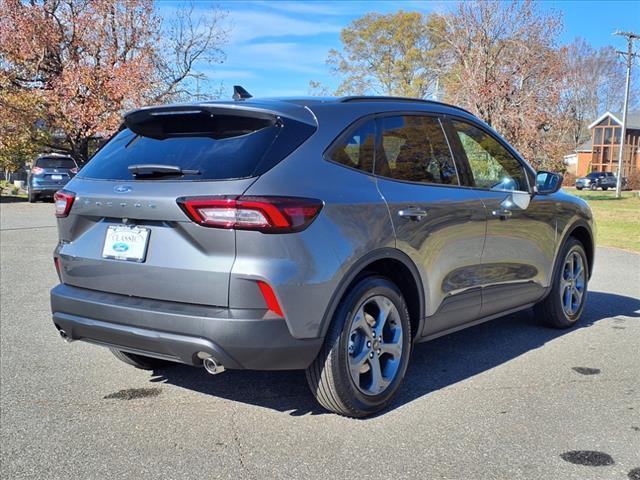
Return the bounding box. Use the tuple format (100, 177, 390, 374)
(234, 108, 396, 339)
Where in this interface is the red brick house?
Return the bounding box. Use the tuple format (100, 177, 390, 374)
(576, 111, 640, 182)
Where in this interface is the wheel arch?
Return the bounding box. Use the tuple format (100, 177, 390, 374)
(557, 220, 595, 280)
(319, 248, 425, 341)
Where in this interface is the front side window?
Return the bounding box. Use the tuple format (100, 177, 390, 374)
(327, 119, 376, 173)
(451, 120, 527, 192)
(375, 115, 458, 186)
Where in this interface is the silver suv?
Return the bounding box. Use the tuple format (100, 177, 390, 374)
(50, 93, 595, 417)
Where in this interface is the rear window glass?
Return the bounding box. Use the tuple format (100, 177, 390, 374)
(79, 112, 316, 181)
(36, 158, 76, 169)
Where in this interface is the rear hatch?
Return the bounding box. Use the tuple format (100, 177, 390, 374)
(33, 156, 77, 186)
(56, 102, 316, 307)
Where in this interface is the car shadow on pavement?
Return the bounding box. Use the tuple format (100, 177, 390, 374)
(149, 290, 639, 417)
(0, 195, 27, 203)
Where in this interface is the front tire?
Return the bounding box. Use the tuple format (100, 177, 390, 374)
(576, 186, 583, 191)
(534, 237, 588, 328)
(590, 183, 597, 191)
(28, 188, 37, 203)
(602, 187, 608, 191)
(110, 349, 172, 370)
(306, 276, 412, 417)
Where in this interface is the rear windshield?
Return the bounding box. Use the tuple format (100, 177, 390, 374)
(36, 157, 76, 169)
(79, 113, 315, 181)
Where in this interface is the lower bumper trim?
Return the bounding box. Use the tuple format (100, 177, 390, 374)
(50, 284, 323, 370)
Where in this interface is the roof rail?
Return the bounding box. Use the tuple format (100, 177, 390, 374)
(339, 96, 474, 116)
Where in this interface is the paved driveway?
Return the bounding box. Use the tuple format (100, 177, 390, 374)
(1, 200, 639, 480)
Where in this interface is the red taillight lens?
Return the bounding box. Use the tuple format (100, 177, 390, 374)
(31, 166, 44, 174)
(256, 280, 284, 317)
(70, 167, 79, 174)
(54, 190, 75, 217)
(177, 196, 323, 233)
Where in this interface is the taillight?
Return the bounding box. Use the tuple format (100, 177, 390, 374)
(31, 166, 44, 174)
(54, 190, 75, 217)
(70, 167, 79, 174)
(177, 196, 323, 233)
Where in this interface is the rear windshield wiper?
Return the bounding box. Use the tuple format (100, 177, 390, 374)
(128, 164, 200, 178)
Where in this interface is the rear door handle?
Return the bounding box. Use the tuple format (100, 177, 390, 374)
(398, 207, 428, 221)
(491, 208, 513, 220)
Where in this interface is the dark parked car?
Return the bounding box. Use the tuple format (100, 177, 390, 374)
(28, 154, 79, 202)
(50, 93, 595, 417)
(575, 171, 618, 191)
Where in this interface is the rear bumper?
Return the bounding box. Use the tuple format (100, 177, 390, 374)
(31, 185, 62, 194)
(50, 284, 323, 370)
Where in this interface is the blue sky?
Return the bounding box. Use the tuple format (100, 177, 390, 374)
(159, 0, 640, 98)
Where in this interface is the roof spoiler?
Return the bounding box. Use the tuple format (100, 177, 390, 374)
(123, 105, 276, 140)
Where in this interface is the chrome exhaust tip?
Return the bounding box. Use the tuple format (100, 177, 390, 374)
(59, 329, 71, 342)
(203, 356, 225, 375)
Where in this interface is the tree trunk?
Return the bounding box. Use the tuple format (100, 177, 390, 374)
(72, 137, 90, 164)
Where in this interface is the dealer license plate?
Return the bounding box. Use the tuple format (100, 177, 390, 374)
(102, 225, 150, 262)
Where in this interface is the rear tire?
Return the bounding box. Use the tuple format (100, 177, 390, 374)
(590, 183, 597, 191)
(534, 237, 588, 329)
(602, 187, 608, 191)
(110, 349, 172, 370)
(306, 276, 412, 417)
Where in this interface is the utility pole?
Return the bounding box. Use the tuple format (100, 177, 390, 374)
(613, 30, 639, 198)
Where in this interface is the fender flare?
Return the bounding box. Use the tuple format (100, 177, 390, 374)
(318, 247, 425, 340)
(552, 218, 595, 284)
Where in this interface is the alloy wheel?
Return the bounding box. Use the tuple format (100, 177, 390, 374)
(346, 295, 404, 396)
(560, 250, 586, 317)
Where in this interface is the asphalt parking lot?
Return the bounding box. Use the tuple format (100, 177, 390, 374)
(1, 199, 639, 480)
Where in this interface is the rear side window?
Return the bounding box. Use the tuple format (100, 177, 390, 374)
(79, 111, 315, 181)
(36, 157, 76, 169)
(375, 115, 458, 186)
(327, 119, 376, 173)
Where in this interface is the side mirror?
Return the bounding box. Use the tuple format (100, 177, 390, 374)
(535, 171, 563, 195)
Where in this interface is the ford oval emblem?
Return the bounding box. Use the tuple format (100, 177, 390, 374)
(114, 185, 132, 193)
(112, 242, 129, 253)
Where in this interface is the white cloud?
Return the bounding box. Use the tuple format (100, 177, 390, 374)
(228, 42, 328, 74)
(235, 0, 446, 17)
(198, 68, 257, 80)
(227, 10, 341, 42)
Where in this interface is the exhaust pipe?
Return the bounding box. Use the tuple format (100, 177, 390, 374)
(203, 356, 225, 375)
(58, 329, 71, 343)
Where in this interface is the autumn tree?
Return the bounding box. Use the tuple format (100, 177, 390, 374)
(319, 11, 447, 97)
(153, 1, 227, 101)
(436, 0, 569, 170)
(0, 72, 51, 179)
(561, 38, 638, 149)
(0, 0, 227, 163)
